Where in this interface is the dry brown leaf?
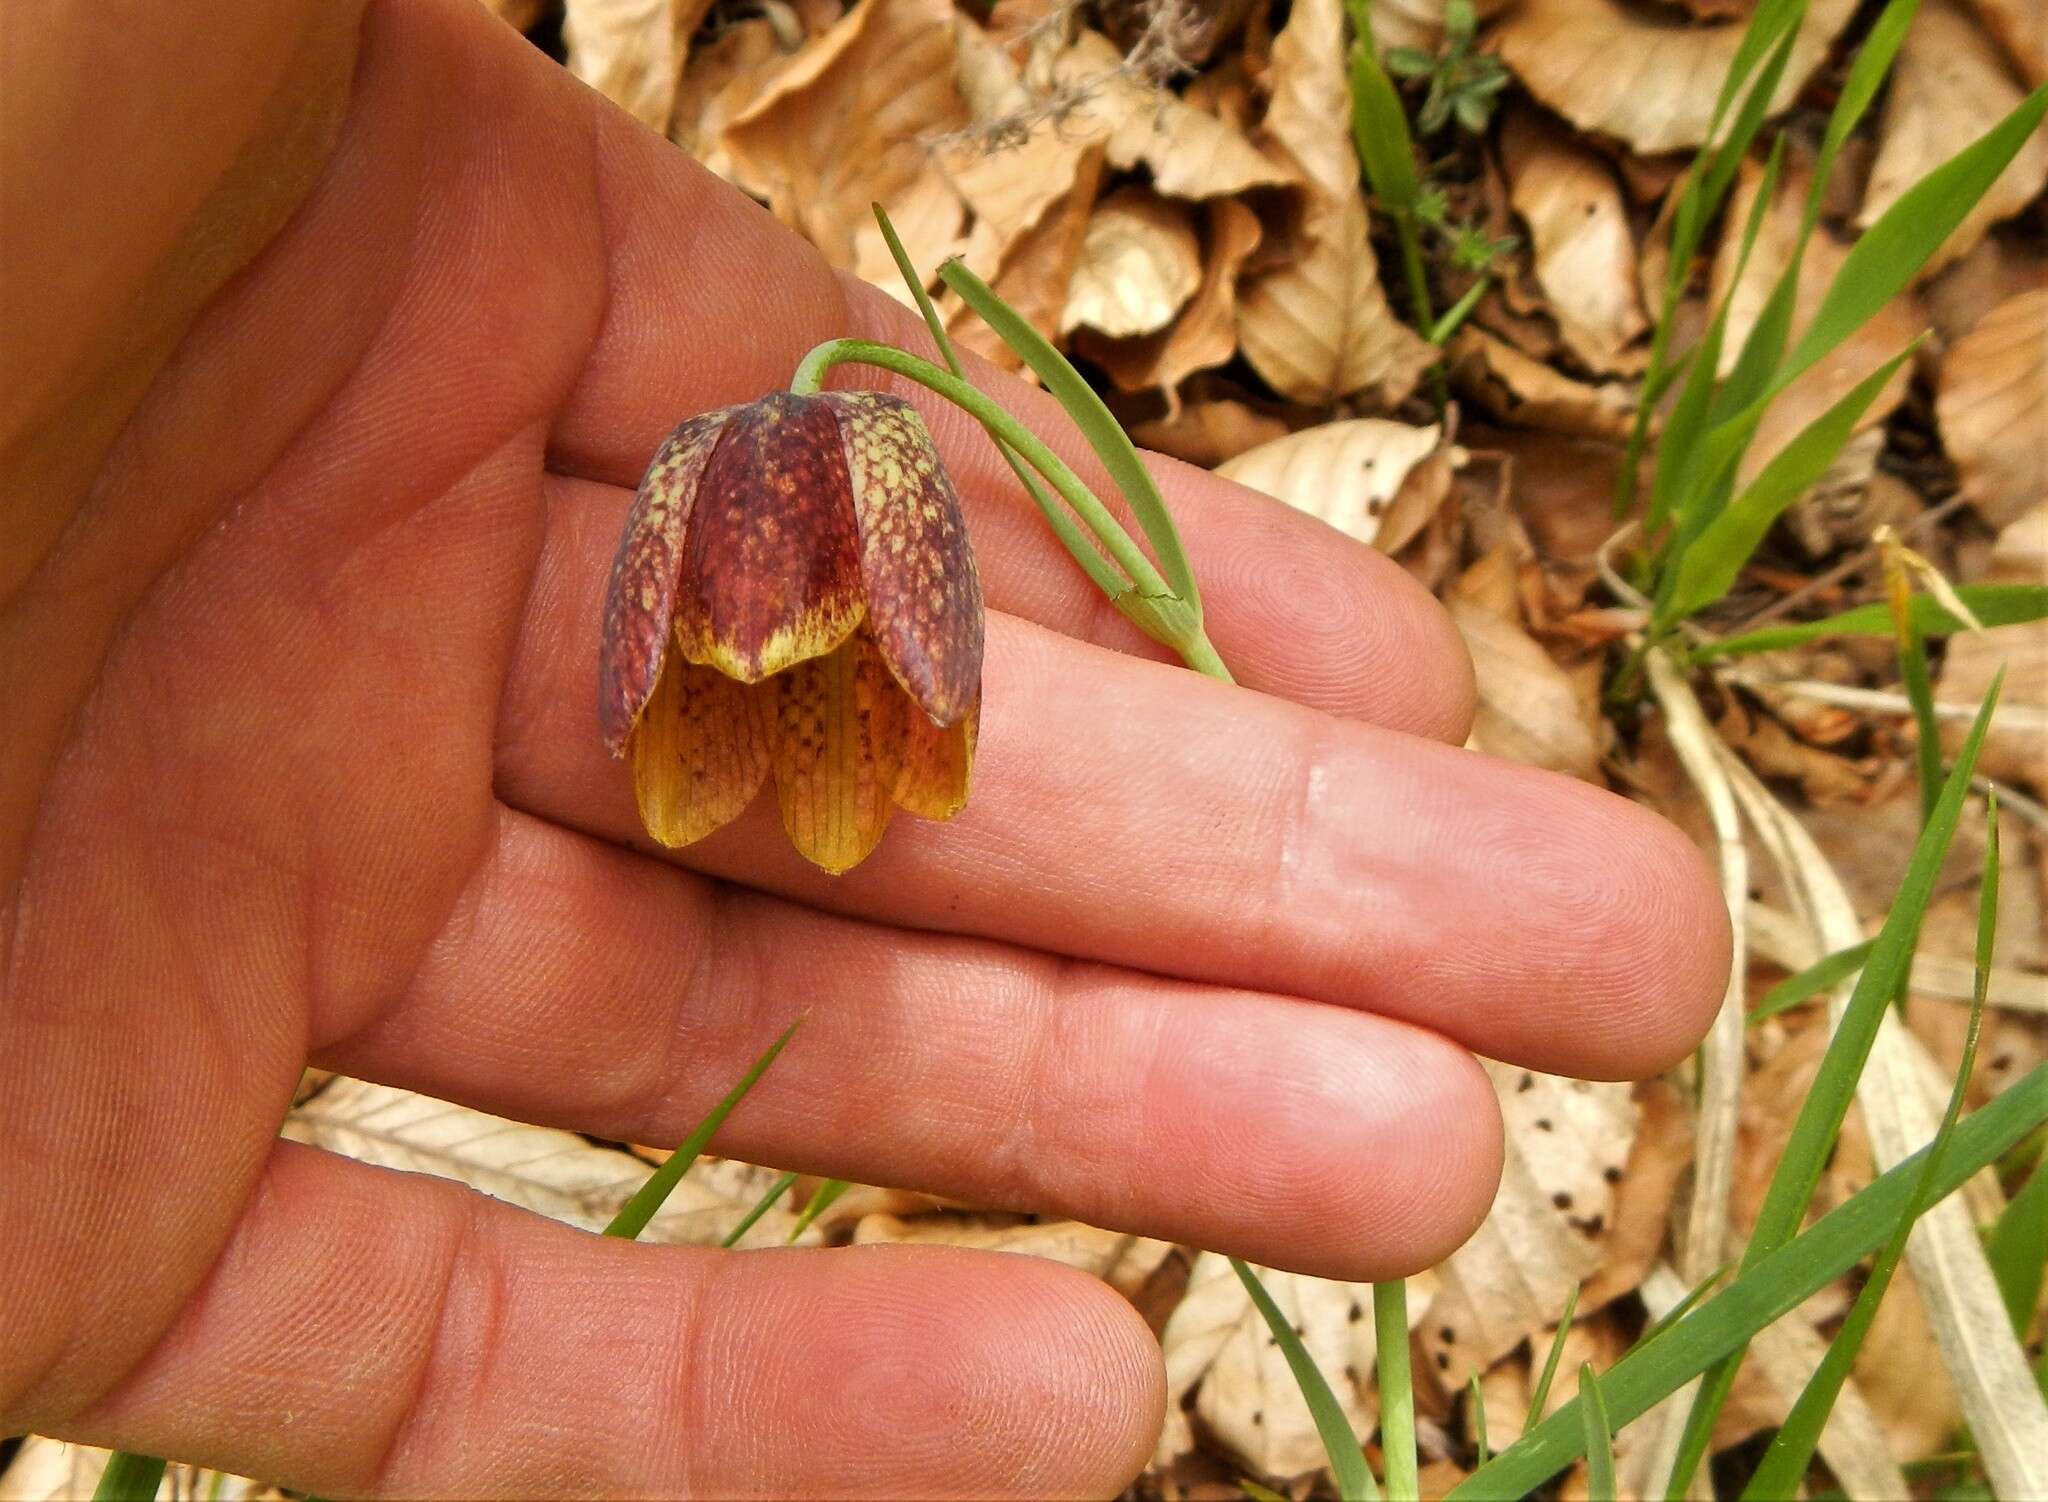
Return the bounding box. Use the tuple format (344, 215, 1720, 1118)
(670, 20, 795, 168)
(1060, 187, 1204, 339)
(1938, 288, 2047, 528)
(1712, 156, 1922, 479)
(285, 1078, 812, 1246)
(1095, 0, 1262, 65)
(1234, 0, 1432, 405)
(1419, 1060, 1636, 1386)
(564, 0, 714, 132)
(1216, 417, 1457, 552)
(1450, 595, 1605, 778)
(852, 1213, 1174, 1297)
(1157, 1252, 1437, 1479)
(1446, 327, 1640, 441)
(720, 0, 971, 287)
(1942, 502, 2048, 792)
(1365, 0, 1514, 51)
(1579, 1078, 1692, 1310)
(1926, 231, 2048, 343)
(948, 148, 1106, 370)
(1128, 390, 1295, 464)
(1860, 0, 2048, 278)
(1965, 0, 2048, 84)
(1855, 1264, 1969, 1461)
(1500, 108, 1649, 374)
(1075, 198, 1264, 396)
(1491, 0, 1856, 154)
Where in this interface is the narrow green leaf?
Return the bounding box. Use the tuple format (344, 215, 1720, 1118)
(941, 259, 1201, 608)
(720, 1169, 798, 1249)
(1525, 1284, 1582, 1434)
(1446, 1061, 2048, 1500)
(871, 206, 1122, 602)
(1580, 1365, 1616, 1502)
(1990, 1155, 2048, 1338)
(1229, 1257, 1381, 1501)
(786, 1176, 850, 1243)
(1665, 675, 2002, 1493)
(1427, 276, 1489, 345)
(1749, 939, 1877, 1026)
(1468, 1376, 1490, 1467)
(604, 1019, 800, 1241)
(1348, 0, 1420, 215)
(1740, 797, 2000, 1500)
(1807, 0, 1921, 224)
(1697, 584, 2048, 657)
(93, 1454, 166, 1502)
(1375, 1280, 1419, 1501)
(1240, 1480, 1291, 1502)
(1663, 343, 1918, 622)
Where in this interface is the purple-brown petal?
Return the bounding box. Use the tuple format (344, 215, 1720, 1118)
(822, 391, 984, 729)
(671, 392, 867, 685)
(598, 410, 731, 756)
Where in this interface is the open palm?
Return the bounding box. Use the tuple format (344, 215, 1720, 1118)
(0, 2, 1727, 1494)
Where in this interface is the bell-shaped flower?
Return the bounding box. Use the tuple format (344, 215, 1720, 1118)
(599, 391, 983, 874)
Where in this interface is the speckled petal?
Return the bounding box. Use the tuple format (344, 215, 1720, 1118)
(672, 392, 866, 685)
(768, 632, 901, 874)
(823, 391, 984, 729)
(599, 410, 731, 756)
(628, 656, 772, 848)
(893, 688, 977, 821)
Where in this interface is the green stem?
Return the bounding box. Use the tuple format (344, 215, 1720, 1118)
(93, 1453, 165, 1502)
(791, 339, 1170, 606)
(1375, 1280, 1419, 1501)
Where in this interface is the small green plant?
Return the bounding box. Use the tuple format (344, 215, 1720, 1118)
(1384, 0, 1512, 136)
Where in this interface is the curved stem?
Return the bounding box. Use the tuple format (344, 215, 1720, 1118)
(791, 338, 1171, 604)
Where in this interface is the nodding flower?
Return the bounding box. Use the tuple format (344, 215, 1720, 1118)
(599, 390, 983, 874)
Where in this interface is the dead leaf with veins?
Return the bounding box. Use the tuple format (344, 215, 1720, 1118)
(852, 1213, 1175, 1299)
(1216, 418, 1458, 553)
(563, 0, 715, 132)
(285, 1078, 815, 1247)
(1449, 595, 1605, 781)
(1491, 0, 1857, 154)
(1447, 326, 1640, 442)
(1059, 187, 1204, 339)
(1964, 0, 2048, 84)
(1860, 0, 2048, 278)
(1501, 108, 1649, 375)
(1075, 197, 1264, 396)
(1938, 288, 2048, 528)
(719, 0, 972, 288)
(1234, 0, 1433, 405)
(1364, 0, 1514, 52)
(1418, 1060, 1637, 1386)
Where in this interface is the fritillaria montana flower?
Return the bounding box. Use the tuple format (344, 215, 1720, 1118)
(599, 391, 984, 874)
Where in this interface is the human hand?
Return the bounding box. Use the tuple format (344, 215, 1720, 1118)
(0, 1, 1728, 1495)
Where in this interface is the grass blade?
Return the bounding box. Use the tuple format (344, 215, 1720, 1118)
(786, 1176, 850, 1243)
(92, 1453, 166, 1502)
(1748, 939, 1876, 1026)
(1989, 1153, 2048, 1338)
(1375, 1280, 1418, 1501)
(1446, 1061, 2048, 1500)
(1347, 0, 1419, 215)
(1580, 1365, 1616, 1502)
(1662, 343, 1918, 623)
(1525, 1284, 1582, 1433)
(1229, 1257, 1381, 1501)
(1662, 676, 2001, 1493)
(1740, 799, 2000, 1499)
(720, 1169, 799, 1249)
(1468, 1377, 1490, 1467)
(603, 1019, 800, 1240)
(940, 259, 1201, 608)
(1698, 583, 2048, 657)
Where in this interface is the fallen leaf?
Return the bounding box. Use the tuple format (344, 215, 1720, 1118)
(852, 1212, 1174, 1298)
(1446, 326, 1640, 442)
(1500, 107, 1649, 374)
(1925, 231, 2048, 344)
(1234, 0, 1433, 405)
(947, 146, 1106, 370)
(1964, 0, 2048, 84)
(1938, 288, 2047, 528)
(670, 19, 794, 169)
(1127, 388, 1296, 465)
(1075, 197, 1265, 396)
(1491, 0, 1856, 154)
(1216, 417, 1457, 552)
(1579, 1078, 1693, 1311)
(1060, 186, 1204, 338)
(1157, 1252, 1437, 1480)
(285, 1078, 812, 1246)
(1711, 155, 1921, 479)
(564, 0, 715, 132)
(720, 0, 971, 287)
(1860, 0, 2048, 278)
(1450, 596, 1605, 779)
(1419, 1060, 1637, 1386)
(1365, 0, 1514, 51)
(1941, 502, 2048, 792)
(1854, 1264, 1969, 1461)
(1095, 0, 1262, 66)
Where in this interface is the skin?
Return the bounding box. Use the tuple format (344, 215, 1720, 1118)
(0, 1, 1730, 1496)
